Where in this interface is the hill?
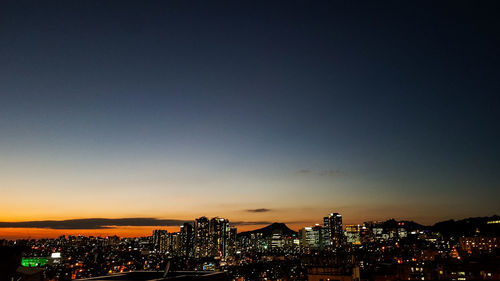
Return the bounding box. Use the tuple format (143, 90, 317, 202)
(375, 219, 427, 230)
(238, 223, 297, 238)
(431, 215, 500, 237)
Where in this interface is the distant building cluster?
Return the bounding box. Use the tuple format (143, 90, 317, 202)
(151, 217, 236, 258)
(149, 213, 346, 257)
(298, 212, 344, 250)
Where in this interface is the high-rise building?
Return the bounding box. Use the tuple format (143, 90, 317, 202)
(324, 212, 344, 249)
(299, 225, 324, 249)
(166, 232, 180, 254)
(179, 222, 194, 257)
(210, 217, 230, 257)
(228, 227, 237, 256)
(194, 217, 210, 258)
(152, 230, 168, 253)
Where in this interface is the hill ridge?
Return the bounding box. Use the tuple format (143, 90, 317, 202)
(238, 222, 297, 238)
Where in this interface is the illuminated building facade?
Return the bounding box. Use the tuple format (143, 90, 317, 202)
(345, 224, 361, 245)
(209, 217, 230, 257)
(180, 222, 194, 257)
(167, 232, 180, 254)
(299, 225, 328, 249)
(459, 237, 499, 254)
(228, 227, 237, 256)
(324, 212, 344, 248)
(194, 216, 210, 257)
(152, 229, 168, 253)
(271, 230, 284, 249)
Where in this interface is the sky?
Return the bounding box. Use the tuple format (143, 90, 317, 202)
(1, 1, 499, 239)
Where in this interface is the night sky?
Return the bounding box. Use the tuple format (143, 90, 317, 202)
(1, 1, 499, 238)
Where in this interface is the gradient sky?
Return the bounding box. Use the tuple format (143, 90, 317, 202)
(1, 1, 499, 239)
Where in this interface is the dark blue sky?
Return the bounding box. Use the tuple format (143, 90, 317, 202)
(1, 1, 499, 226)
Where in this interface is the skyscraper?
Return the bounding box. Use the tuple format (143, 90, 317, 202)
(299, 224, 328, 249)
(228, 227, 237, 256)
(152, 229, 168, 253)
(209, 217, 230, 257)
(166, 232, 180, 255)
(324, 212, 344, 249)
(179, 222, 194, 257)
(194, 216, 210, 258)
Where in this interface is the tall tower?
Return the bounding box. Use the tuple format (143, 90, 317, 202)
(228, 227, 237, 256)
(324, 212, 343, 249)
(152, 229, 168, 253)
(209, 217, 230, 257)
(180, 222, 194, 257)
(194, 217, 210, 257)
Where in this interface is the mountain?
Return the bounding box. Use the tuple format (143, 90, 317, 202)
(373, 216, 500, 237)
(238, 223, 297, 238)
(375, 219, 427, 230)
(431, 215, 500, 237)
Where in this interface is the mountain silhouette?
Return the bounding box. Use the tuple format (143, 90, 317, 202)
(431, 215, 500, 237)
(238, 222, 297, 238)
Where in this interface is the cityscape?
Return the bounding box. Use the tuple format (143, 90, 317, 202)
(1, 0, 499, 281)
(2, 213, 499, 281)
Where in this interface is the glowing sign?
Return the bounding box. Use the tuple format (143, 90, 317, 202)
(51, 252, 61, 258)
(21, 258, 47, 267)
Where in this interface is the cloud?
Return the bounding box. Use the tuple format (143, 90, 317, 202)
(297, 169, 311, 174)
(296, 169, 343, 176)
(0, 218, 189, 229)
(246, 208, 272, 213)
(0, 218, 277, 229)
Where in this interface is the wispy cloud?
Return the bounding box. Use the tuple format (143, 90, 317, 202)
(246, 208, 272, 213)
(297, 169, 311, 174)
(296, 169, 343, 176)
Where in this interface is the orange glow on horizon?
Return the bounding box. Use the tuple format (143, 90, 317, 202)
(0, 223, 310, 240)
(0, 227, 174, 240)
(0, 212, 438, 240)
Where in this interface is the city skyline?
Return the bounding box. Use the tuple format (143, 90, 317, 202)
(1, 213, 499, 240)
(6, 211, 499, 280)
(1, 1, 499, 241)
